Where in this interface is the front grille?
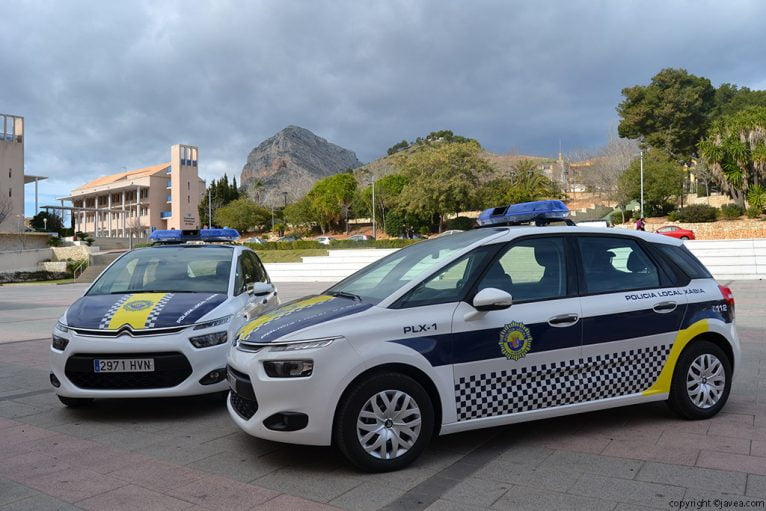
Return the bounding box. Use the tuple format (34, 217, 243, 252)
(71, 326, 187, 337)
(64, 352, 192, 389)
(230, 390, 258, 420)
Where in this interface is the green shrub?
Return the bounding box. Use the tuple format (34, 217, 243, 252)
(245, 238, 420, 251)
(66, 259, 88, 274)
(746, 206, 762, 219)
(672, 204, 718, 223)
(609, 210, 633, 224)
(47, 236, 62, 247)
(719, 203, 744, 220)
(445, 216, 476, 231)
(667, 210, 678, 221)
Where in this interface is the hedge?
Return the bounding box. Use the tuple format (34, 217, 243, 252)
(668, 204, 718, 223)
(245, 238, 421, 251)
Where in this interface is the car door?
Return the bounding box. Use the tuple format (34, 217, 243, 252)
(450, 235, 583, 422)
(576, 235, 688, 402)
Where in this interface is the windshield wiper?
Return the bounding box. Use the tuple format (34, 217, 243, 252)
(327, 291, 362, 301)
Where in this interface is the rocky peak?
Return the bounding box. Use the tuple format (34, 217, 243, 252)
(241, 126, 362, 206)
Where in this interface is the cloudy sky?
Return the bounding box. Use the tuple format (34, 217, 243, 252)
(3, 0, 766, 215)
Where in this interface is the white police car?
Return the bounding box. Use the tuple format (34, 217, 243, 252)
(50, 229, 279, 406)
(226, 202, 739, 472)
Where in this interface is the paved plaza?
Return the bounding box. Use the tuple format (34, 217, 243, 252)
(0, 280, 764, 510)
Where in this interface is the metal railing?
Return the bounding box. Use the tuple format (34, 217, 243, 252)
(72, 260, 87, 281)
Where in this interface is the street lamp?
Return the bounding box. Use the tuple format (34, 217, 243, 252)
(43, 217, 48, 232)
(639, 150, 644, 219)
(370, 176, 376, 240)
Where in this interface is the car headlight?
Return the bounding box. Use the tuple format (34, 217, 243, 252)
(268, 338, 336, 352)
(193, 315, 232, 330)
(189, 331, 228, 348)
(52, 334, 69, 351)
(55, 321, 69, 333)
(263, 360, 313, 378)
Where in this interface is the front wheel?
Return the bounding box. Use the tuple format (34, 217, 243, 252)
(667, 340, 731, 419)
(680, 236, 690, 240)
(334, 373, 434, 472)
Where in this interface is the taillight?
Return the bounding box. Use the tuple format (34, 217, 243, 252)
(718, 284, 735, 319)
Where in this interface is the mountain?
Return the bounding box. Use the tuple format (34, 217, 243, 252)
(241, 126, 362, 206)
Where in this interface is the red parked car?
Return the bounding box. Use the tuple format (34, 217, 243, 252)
(655, 225, 695, 240)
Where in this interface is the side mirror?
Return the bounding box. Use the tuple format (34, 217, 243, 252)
(249, 282, 274, 296)
(472, 288, 513, 311)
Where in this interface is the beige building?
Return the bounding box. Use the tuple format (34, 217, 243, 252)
(62, 144, 204, 237)
(0, 114, 47, 233)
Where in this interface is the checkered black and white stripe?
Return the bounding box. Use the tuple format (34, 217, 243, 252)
(98, 294, 131, 329)
(454, 344, 671, 421)
(145, 293, 174, 329)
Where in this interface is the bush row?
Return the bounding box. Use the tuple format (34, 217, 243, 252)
(245, 238, 422, 251)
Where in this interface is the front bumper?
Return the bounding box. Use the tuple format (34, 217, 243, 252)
(226, 337, 361, 446)
(50, 328, 231, 398)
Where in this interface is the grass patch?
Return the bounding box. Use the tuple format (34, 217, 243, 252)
(255, 249, 329, 263)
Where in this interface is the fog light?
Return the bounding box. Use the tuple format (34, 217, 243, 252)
(264, 412, 309, 431)
(189, 331, 228, 348)
(199, 368, 227, 385)
(50, 373, 60, 388)
(263, 360, 313, 378)
(52, 335, 69, 351)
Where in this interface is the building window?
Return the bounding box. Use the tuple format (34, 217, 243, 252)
(8, 169, 10, 178)
(187, 181, 190, 190)
(8, 188, 10, 197)
(187, 195, 190, 204)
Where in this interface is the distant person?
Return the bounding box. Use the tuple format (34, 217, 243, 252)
(635, 217, 646, 231)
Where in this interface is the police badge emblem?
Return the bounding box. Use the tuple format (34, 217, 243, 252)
(499, 321, 533, 360)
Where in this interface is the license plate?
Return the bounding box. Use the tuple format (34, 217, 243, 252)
(93, 358, 154, 373)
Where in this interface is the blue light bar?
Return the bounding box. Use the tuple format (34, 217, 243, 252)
(149, 228, 240, 244)
(477, 200, 570, 226)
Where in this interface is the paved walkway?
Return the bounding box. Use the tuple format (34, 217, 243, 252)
(0, 281, 764, 510)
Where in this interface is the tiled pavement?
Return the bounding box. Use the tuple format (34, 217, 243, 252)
(0, 281, 764, 510)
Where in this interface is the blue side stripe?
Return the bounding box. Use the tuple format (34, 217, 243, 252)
(391, 299, 729, 367)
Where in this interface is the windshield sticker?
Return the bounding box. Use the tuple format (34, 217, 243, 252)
(499, 321, 533, 361)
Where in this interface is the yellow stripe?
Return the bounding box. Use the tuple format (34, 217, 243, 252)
(107, 293, 169, 330)
(642, 319, 709, 396)
(237, 295, 334, 340)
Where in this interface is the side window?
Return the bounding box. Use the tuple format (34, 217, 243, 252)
(247, 252, 268, 282)
(399, 247, 493, 308)
(234, 254, 257, 295)
(655, 244, 711, 280)
(578, 237, 660, 294)
(477, 237, 567, 302)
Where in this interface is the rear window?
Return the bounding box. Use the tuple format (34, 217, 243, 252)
(655, 244, 712, 280)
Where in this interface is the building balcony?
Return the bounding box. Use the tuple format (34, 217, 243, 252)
(166, 194, 172, 203)
(167, 180, 172, 189)
(160, 211, 172, 219)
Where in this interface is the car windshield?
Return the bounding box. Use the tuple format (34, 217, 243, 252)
(87, 246, 234, 296)
(325, 229, 500, 304)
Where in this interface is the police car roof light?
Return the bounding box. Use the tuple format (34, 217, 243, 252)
(149, 228, 240, 244)
(477, 200, 570, 227)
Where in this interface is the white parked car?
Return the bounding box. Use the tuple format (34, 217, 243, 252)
(315, 236, 336, 245)
(50, 229, 279, 406)
(226, 202, 738, 472)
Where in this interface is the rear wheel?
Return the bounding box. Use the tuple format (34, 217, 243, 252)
(334, 372, 434, 472)
(680, 236, 690, 240)
(667, 340, 731, 419)
(58, 396, 94, 408)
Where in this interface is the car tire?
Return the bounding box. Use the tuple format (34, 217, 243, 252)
(334, 372, 434, 472)
(667, 340, 731, 420)
(680, 236, 689, 240)
(58, 396, 95, 408)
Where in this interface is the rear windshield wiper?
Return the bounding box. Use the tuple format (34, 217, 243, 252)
(327, 291, 362, 301)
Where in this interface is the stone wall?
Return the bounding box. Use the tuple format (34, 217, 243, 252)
(51, 245, 92, 262)
(0, 248, 53, 272)
(0, 233, 50, 251)
(614, 220, 766, 240)
(0, 270, 69, 284)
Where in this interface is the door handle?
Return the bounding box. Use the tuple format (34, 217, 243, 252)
(652, 301, 677, 313)
(548, 313, 579, 327)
